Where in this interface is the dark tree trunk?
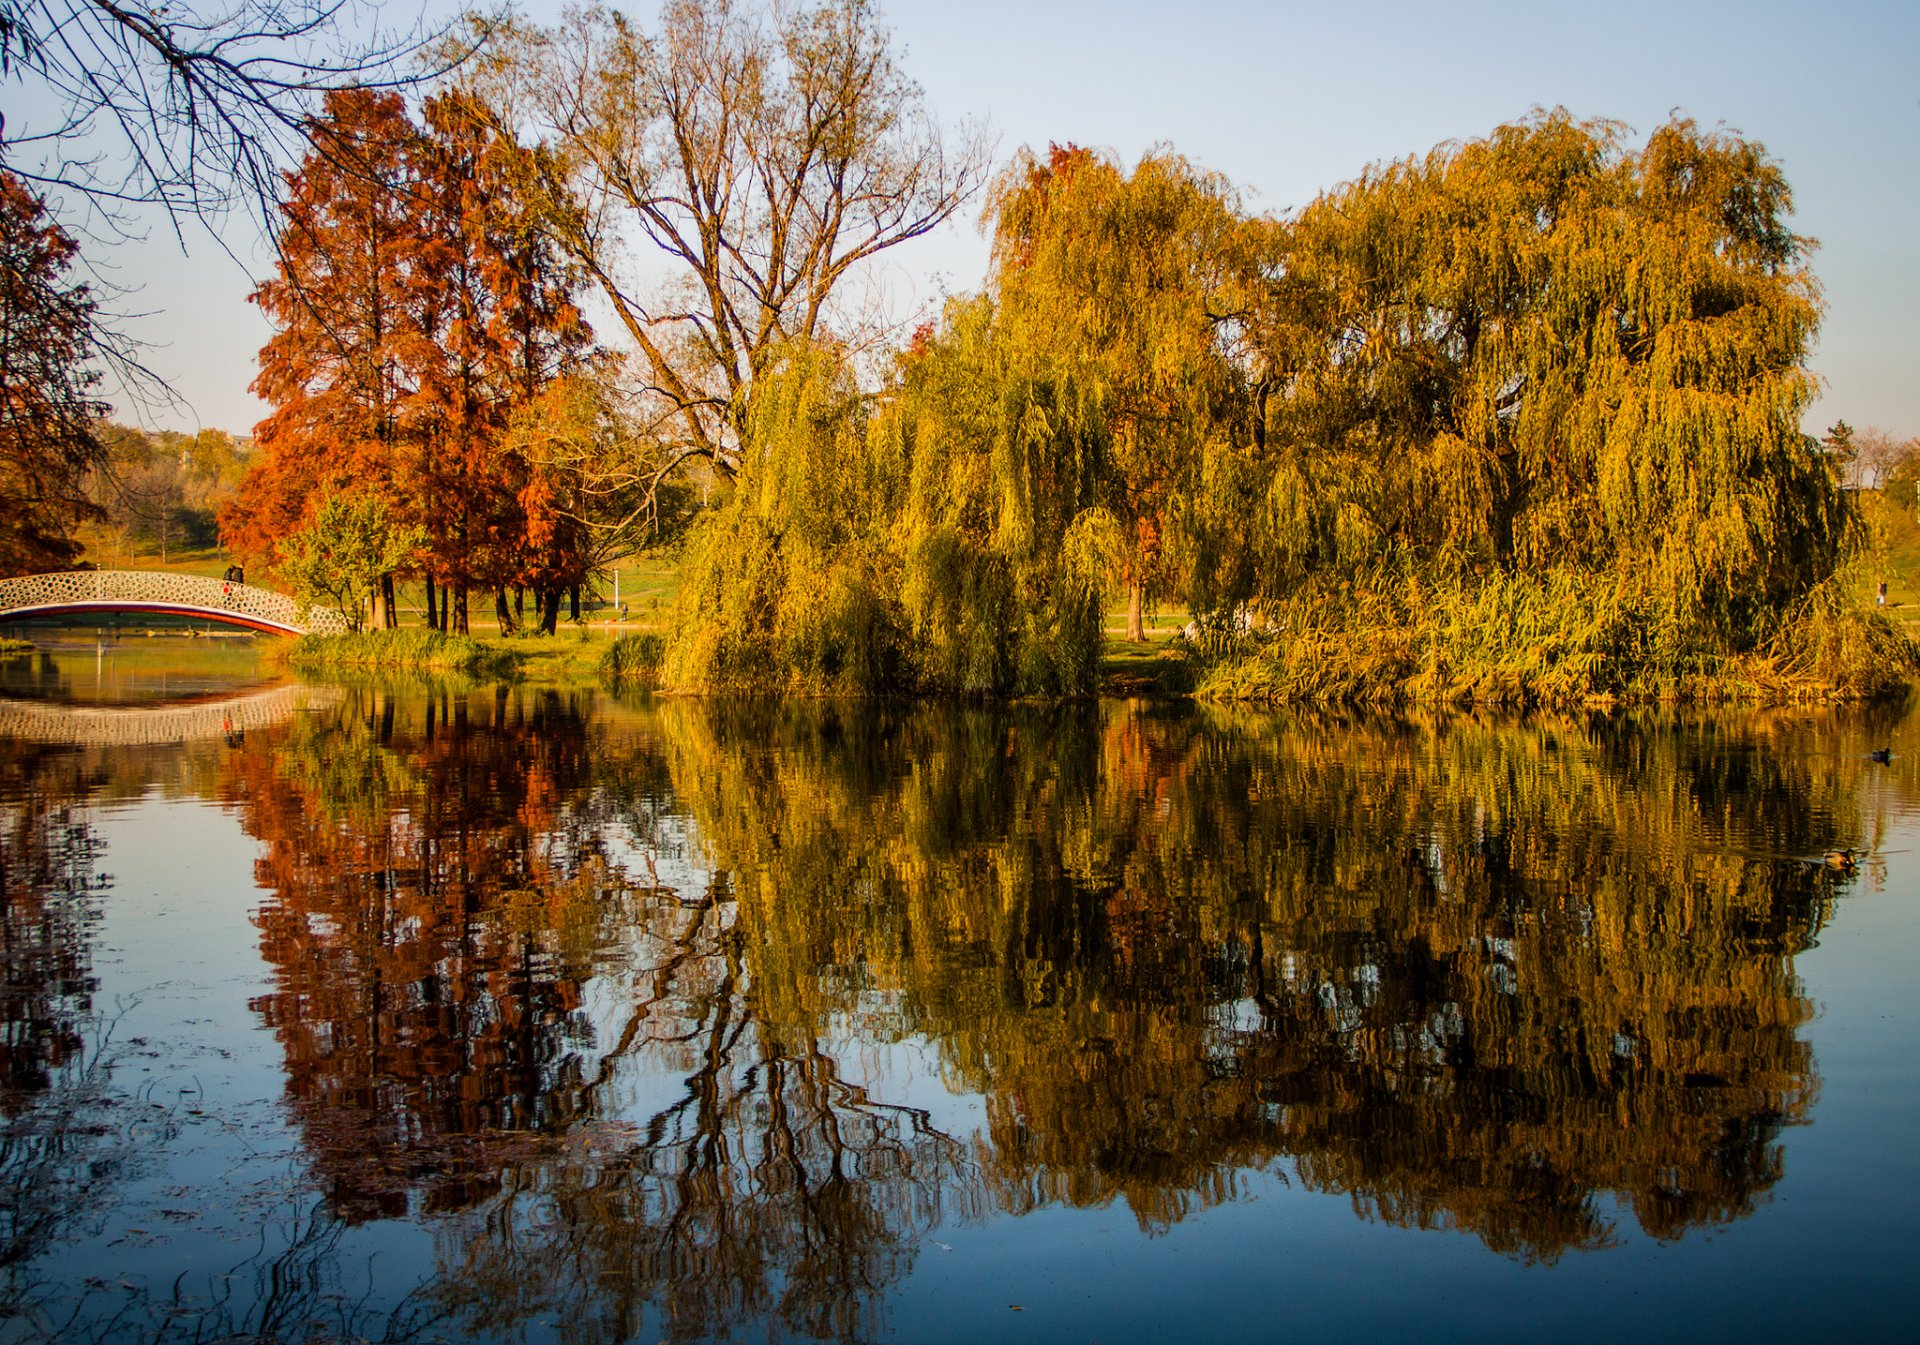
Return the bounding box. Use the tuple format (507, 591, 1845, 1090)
(538, 588, 561, 635)
(515, 585, 525, 625)
(381, 575, 397, 629)
(453, 586, 468, 636)
(425, 575, 439, 631)
(569, 585, 580, 622)
(496, 587, 517, 635)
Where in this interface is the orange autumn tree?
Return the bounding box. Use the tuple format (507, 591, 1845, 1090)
(225, 88, 590, 632)
(0, 170, 108, 575)
(411, 92, 591, 636)
(226, 88, 420, 609)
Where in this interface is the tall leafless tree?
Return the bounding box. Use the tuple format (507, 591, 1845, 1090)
(479, 0, 989, 496)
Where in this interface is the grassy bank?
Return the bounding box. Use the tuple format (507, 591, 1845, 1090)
(1194, 568, 1917, 708)
(282, 629, 520, 676)
(0, 636, 35, 655)
(279, 626, 652, 686)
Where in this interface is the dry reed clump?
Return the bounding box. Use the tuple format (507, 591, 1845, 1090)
(1196, 567, 1918, 708)
(597, 633, 665, 685)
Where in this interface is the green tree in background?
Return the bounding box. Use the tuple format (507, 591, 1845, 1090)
(277, 494, 426, 630)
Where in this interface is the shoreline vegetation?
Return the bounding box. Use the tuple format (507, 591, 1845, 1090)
(281, 630, 517, 677)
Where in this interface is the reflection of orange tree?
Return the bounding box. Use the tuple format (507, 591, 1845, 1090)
(224, 683, 967, 1345)
(227, 684, 637, 1220)
(656, 699, 1859, 1261)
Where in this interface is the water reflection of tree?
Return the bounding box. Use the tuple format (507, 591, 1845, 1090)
(0, 745, 107, 1107)
(657, 700, 1850, 1262)
(226, 684, 969, 1343)
(229, 685, 627, 1219)
(0, 742, 134, 1313)
(220, 690, 1886, 1341)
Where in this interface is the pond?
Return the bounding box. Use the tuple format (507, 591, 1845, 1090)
(3, 639, 1918, 1343)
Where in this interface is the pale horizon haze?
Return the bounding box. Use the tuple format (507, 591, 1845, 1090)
(70, 0, 1920, 442)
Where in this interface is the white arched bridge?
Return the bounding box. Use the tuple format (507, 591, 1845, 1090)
(0, 570, 352, 636)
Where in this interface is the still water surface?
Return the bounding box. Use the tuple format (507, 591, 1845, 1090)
(3, 640, 1918, 1342)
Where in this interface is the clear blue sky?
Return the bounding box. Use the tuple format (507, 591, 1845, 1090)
(101, 0, 1920, 438)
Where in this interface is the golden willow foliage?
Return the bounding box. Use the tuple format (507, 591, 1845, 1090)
(1203, 112, 1903, 703)
(665, 321, 1122, 696)
(661, 115, 1895, 701)
(665, 147, 1245, 695)
(663, 342, 915, 693)
(985, 145, 1257, 623)
(655, 698, 1863, 1254)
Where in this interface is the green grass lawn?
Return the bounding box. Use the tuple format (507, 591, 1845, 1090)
(1864, 491, 1920, 634)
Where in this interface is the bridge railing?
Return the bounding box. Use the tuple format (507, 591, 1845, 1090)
(0, 570, 351, 635)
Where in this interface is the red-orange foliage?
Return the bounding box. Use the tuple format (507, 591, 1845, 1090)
(0, 171, 107, 575)
(223, 89, 591, 632)
(225, 89, 422, 568)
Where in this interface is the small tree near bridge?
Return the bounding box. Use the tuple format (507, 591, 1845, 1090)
(276, 495, 423, 631)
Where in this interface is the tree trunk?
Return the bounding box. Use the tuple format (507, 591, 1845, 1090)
(496, 587, 517, 635)
(539, 588, 561, 635)
(381, 575, 397, 629)
(515, 585, 525, 625)
(453, 586, 468, 636)
(569, 585, 580, 622)
(424, 575, 438, 631)
(1126, 583, 1146, 643)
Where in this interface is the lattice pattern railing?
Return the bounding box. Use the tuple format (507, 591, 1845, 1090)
(0, 570, 351, 634)
(0, 683, 344, 746)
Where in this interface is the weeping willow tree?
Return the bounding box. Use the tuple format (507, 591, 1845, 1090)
(663, 341, 911, 692)
(1202, 111, 1908, 703)
(663, 317, 1124, 697)
(985, 145, 1261, 642)
(857, 147, 1258, 693)
(871, 297, 1117, 696)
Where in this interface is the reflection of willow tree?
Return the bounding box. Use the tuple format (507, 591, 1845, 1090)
(651, 699, 1862, 1261)
(209, 689, 1889, 1341)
